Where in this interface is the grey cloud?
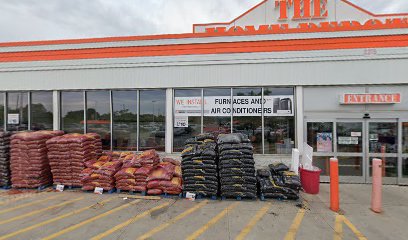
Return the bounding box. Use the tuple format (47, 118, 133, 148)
(0, 0, 406, 43)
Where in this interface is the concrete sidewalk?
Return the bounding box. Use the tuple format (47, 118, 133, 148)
(0, 184, 406, 240)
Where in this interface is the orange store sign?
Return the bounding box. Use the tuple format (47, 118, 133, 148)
(275, 0, 328, 20)
(341, 94, 401, 105)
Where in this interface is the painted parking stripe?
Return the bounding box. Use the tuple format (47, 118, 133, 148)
(235, 202, 272, 240)
(284, 208, 306, 240)
(334, 214, 367, 240)
(0, 197, 115, 240)
(136, 200, 209, 240)
(0, 194, 62, 215)
(186, 202, 240, 240)
(90, 201, 171, 240)
(0, 196, 84, 225)
(41, 199, 142, 240)
(0, 192, 50, 206)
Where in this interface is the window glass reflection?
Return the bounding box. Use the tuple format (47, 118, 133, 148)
(0, 93, 4, 131)
(173, 89, 202, 152)
(264, 88, 295, 154)
(31, 92, 53, 130)
(233, 88, 262, 154)
(203, 88, 231, 136)
(86, 91, 111, 150)
(61, 92, 84, 134)
(369, 122, 398, 154)
(140, 90, 166, 151)
(7, 92, 28, 131)
(112, 91, 137, 151)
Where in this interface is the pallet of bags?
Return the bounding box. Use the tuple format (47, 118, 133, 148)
(0, 132, 11, 188)
(218, 133, 257, 199)
(10, 131, 64, 189)
(46, 133, 103, 187)
(257, 163, 301, 200)
(114, 152, 148, 192)
(181, 133, 218, 197)
(147, 161, 182, 195)
(81, 152, 122, 191)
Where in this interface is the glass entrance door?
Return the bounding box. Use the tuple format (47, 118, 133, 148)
(366, 121, 398, 184)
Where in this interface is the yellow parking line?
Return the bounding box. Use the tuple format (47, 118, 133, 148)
(0, 196, 84, 226)
(0, 197, 115, 240)
(0, 194, 62, 215)
(235, 202, 272, 240)
(334, 215, 367, 240)
(186, 202, 240, 240)
(284, 208, 306, 240)
(334, 215, 343, 240)
(90, 202, 171, 240)
(41, 199, 142, 240)
(137, 200, 209, 240)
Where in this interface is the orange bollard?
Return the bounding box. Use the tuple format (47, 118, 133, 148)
(371, 158, 383, 213)
(330, 158, 339, 212)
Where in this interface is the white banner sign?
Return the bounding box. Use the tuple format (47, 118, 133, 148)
(7, 114, 20, 125)
(174, 95, 293, 117)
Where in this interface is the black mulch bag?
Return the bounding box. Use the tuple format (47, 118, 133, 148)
(219, 150, 242, 156)
(183, 180, 218, 187)
(220, 168, 255, 175)
(219, 163, 255, 170)
(269, 163, 290, 174)
(182, 173, 217, 178)
(281, 171, 302, 190)
(184, 184, 218, 191)
(220, 176, 257, 184)
(186, 190, 218, 196)
(190, 158, 217, 164)
(183, 169, 217, 175)
(221, 191, 257, 199)
(184, 176, 218, 182)
(257, 169, 271, 178)
(182, 164, 217, 171)
(196, 133, 216, 141)
(181, 146, 197, 157)
(217, 133, 250, 145)
(220, 172, 255, 178)
(219, 154, 253, 161)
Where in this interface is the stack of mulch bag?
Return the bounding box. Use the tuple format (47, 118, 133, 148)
(0, 132, 11, 187)
(81, 152, 122, 191)
(181, 133, 218, 197)
(10, 131, 64, 189)
(147, 159, 182, 195)
(218, 133, 257, 199)
(257, 163, 301, 200)
(46, 133, 102, 187)
(117, 150, 160, 192)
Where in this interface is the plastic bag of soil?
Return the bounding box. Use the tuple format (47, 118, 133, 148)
(217, 133, 249, 144)
(257, 169, 271, 178)
(281, 171, 302, 190)
(269, 163, 290, 174)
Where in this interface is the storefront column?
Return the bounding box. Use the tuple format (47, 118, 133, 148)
(165, 88, 174, 154)
(296, 86, 304, 153)
(53, 90, 60, 131)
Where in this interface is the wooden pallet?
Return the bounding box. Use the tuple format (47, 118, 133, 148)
(116, 189, 146, 196)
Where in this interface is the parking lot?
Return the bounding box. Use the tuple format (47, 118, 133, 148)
(0, 184, 407, 240)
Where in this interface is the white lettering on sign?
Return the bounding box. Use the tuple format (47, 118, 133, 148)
(341, 93, 401, 104)
(174, 96, 294, 117)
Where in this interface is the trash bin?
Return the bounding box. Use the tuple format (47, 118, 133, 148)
(300, 167, 322, 194)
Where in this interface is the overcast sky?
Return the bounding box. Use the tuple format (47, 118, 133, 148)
(0, 0, 407, 43)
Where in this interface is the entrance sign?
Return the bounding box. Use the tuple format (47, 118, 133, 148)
(340, 94, 401, 105)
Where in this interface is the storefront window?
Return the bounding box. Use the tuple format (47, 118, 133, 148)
(139, 90, 166, 151)
(86, 91, 111, 150)
(61, 91, 84, 134)
(264, 88, 295, 154)
(203, 88, 231, 136)
(233, 88, 262, 154)
(31, 92, 53, 130)
(112, 91, 137, 151)
(336, 122, 363, 153)
(307, 122, 334, 153)
(7, 92, 28, 131)
(0, 93, 4, 131)
(369, 122, 398, 154)
(173, 89, 202, 152)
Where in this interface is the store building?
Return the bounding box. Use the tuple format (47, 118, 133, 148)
(0, 0, 408, 184)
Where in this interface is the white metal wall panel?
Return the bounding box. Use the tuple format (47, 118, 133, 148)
(0, 57, 408, 91)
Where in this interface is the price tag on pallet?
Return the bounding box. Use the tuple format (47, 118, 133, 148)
(56, 185, 64, 192)
(185, 192, 196, 201)
(94, 187, 104, 195)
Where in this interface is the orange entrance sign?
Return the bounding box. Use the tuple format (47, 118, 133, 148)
(341, 93, 401, 105)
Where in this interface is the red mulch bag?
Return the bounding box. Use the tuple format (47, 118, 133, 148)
(162, 158, 181, 166)
(174, 166, 182, 178)
(135, 166, 153, 177)
(147, 168, 173, 182)
(147, 189, 162, 195)
(114, 168, 137, 180)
